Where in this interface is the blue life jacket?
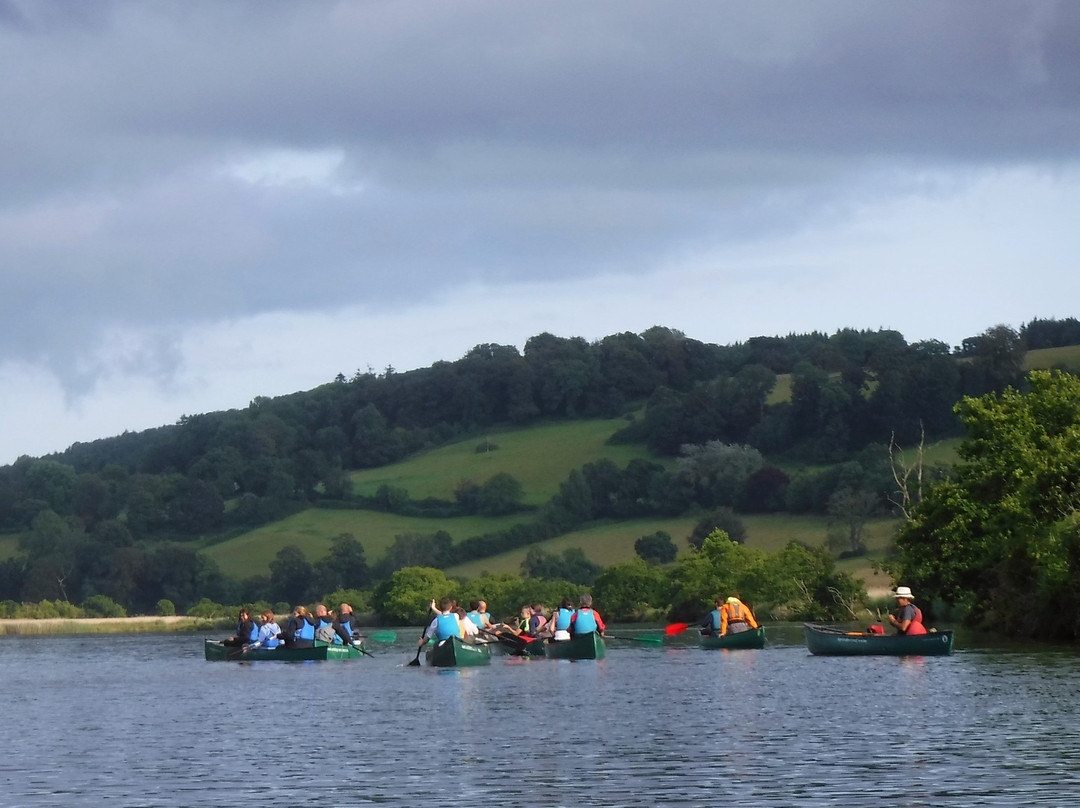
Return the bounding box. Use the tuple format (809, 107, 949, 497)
(466, 611, 482, 627)
(238, 620, 258, 643)
(435, 614, 459, 641)
(295, 617, 315, 641)
(338, 616, 355, 641)
(573, 609, 597, 634)
(263, 623, 281, 649)
(554, 608, 573, 631)
(315, 616, 342, 644)
(709, 609, 722, 631)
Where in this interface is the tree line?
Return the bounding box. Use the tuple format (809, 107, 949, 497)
(0, 317, 1076, 617)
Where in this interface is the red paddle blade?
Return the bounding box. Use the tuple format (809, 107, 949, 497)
(665, 622, 690, 636)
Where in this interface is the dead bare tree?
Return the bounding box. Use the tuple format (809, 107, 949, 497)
(889, 421, 925, 522)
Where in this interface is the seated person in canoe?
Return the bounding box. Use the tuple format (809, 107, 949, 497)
(465, 600, 494, 631)
(417, 598, 463, 651)
(719, 595, 758, 635)
(527, 603, 550, 638)
(282, 605, 316, 648)
(570, 594, 605, 636)
(334, 602, 363, 645)
(887, 586, 926, 635)
(223, 608, 258, 647)
(244, 609, 282, 653)
(550, 597, 574, 641)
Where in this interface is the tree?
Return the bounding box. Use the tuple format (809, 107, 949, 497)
(634, 531, 678, 565)
(314, 534, 371, 594)
(891, 370, 1080, 637)
(477, 473, 525, 516)
(521, 547, 602, 585)
(825, 487, 880, 557)
(688, 507, 747, 548)
(676, 442, 764, 508)
(269, 545, 315, 606)
(593, 558, 668, 620)
(372, 566, 456, 624)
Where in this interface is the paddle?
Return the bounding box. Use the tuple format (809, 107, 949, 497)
(366, 631, 397, 642)
(605, 633, 664, 646)
(664, 622, 692, 636)
(408, 599, 438, 666)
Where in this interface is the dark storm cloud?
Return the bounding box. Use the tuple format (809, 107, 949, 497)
(2, 0, 1079, 386)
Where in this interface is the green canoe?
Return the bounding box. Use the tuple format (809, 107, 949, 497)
(699, 626, 766, 650)
(803, 624, 954, 656)
(204, 639, 366, 661)
(426, 636, 492, 667)
(544, 631, 606, 660)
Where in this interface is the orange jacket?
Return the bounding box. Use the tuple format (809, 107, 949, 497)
(720, 599, 759, 634)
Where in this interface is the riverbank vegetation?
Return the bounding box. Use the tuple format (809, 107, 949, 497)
(1, 318, 1079, 635)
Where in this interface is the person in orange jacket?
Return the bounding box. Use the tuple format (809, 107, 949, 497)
(887, 586, 926, 635)
(720, 595, 759, 636)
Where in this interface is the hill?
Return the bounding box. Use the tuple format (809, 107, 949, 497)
(348, 417, 661, 505)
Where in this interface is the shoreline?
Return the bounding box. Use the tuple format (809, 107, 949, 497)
(0, 615, 223, 636)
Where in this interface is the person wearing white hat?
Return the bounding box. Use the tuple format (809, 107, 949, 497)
(888, 586, 926, 635)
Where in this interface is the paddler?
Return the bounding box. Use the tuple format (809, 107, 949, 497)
(887, 586, 926, 635)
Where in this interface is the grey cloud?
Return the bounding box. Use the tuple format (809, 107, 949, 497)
(2, 0, 1079, 394)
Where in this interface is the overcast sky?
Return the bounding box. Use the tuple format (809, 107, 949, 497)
(2, 1, 1078, 464)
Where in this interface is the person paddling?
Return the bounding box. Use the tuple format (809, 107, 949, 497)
(570, 594, 605, 636)
(719, 595, 758, 636)
(887, 586, 926, 635)
(223, 609, 258, 647)
(417, 598, 462, 653)
(244, 610, 282, 653)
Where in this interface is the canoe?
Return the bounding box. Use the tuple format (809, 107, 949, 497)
(426, 635, 492, 667)
(803, 624, 954, 656)
(699, 626, 766, 650)
(204, 639, 366, 661)
(544, 631, 605, 660)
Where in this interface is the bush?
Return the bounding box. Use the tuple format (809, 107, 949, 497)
(187, 598, 227, 619)
(81, 595, 127, 619)
(156, 599, 176, 617)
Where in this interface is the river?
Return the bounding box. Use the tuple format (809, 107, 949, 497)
(3, 624, 1079, 807)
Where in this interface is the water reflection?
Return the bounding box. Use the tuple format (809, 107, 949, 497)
(3, 628, 1080, 806)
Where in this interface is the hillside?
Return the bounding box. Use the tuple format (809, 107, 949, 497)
(348, 417, 661, 505)
(4, 319, 1079, 614)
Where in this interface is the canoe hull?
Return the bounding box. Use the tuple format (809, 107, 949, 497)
(204, 639, 366, 661)
(544, 631, 606, 660)
(803, 624, 954, 656)
(699, 626, 766, 650)
(426, 636, 492, 667)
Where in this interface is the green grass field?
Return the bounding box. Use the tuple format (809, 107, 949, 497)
(1025, 345, 1080, 372)
(349, 417, 663, 505)
(202, 509, 527, 578)
(0, 535, 20, 562)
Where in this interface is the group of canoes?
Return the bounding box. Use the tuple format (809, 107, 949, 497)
(204, 601, 371, 661)
(414, 594, 609, 666)
(205, 585, 955, 664)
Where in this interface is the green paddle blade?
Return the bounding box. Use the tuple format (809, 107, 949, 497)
(366, 631, 397, 642)
(631, 635, 664, 645)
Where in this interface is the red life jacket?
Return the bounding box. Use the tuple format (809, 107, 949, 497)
(905, 605, 927, 635)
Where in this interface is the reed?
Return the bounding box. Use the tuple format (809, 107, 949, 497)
(0, 616, 226, 636)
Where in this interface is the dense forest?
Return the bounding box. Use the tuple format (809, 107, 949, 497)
(1, 317, 1079, 625)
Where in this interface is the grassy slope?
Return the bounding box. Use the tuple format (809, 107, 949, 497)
(204, 417, 664, 577)
(202, 510, 526, 578)
(1025, 345, 1080, 372)
(348, 417, 660, 505)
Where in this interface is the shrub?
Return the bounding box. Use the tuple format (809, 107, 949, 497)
(156, 599, 176, 616)
(81, 595, 127, 619)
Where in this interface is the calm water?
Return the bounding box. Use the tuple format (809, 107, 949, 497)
(3, 625, 1080, 807)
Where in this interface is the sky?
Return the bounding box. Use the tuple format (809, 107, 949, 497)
(2, 1, 1079, 464)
